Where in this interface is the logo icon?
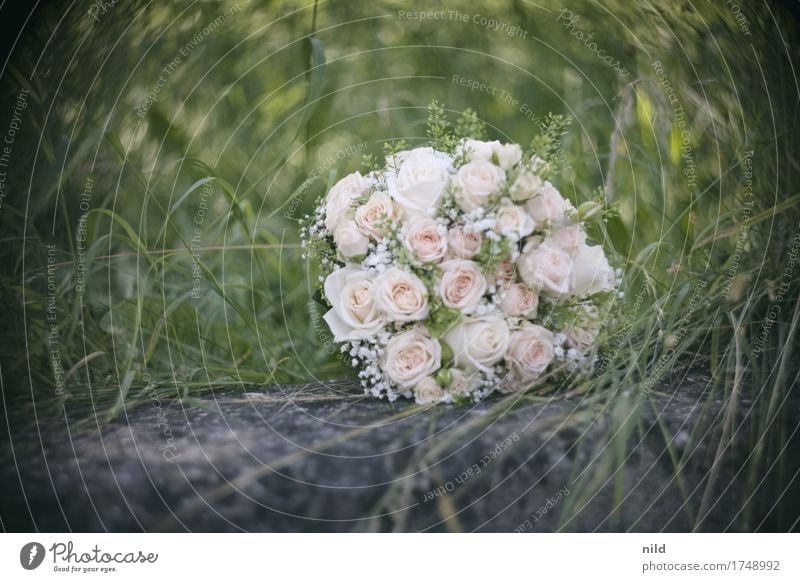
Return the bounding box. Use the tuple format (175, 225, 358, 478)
(20, 542, 45, 570)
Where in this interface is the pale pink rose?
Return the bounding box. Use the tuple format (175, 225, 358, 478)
(322, 267, 384, 341)
(383, 327, 442, 388)
(439, 260, 487, 312)
(447, 225, 482, 259)
(402, 218, 448, 263)
(354, 192, 397, 239)
(499, 283, 539, 318)
(333, 220, 369, 258)
(495, 200, 535, 239)
(518, 242, 573, 296)
(444, 316, 510, 372)
(525, 182, 573, 226)
(373, 268, 429, 322)
(324, 171, 369, 232)
(413, 376, 445, 404)
(454, 160, 506, 211)
(505, 323, 555, 381)
(548, 225, 586, 256)
(566, 327, 597, 352)
(447, 368, 480, 395)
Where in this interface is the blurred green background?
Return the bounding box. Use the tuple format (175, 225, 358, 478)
(1, 0, 798, 426)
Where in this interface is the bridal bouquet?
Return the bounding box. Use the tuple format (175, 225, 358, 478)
(302, 106, 619, 404)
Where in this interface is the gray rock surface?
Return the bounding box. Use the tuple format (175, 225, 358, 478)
(2, 375, 798, 532)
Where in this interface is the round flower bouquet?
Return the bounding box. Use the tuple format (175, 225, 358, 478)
(302, 105, 619, 404)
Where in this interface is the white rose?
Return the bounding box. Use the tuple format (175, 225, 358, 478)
(518, 241, 573, 296)
(462, 139, 499, 162)
(439, 260, 488, 312)
(570, 244, 616, 297)
(402, 218, 448, 263)
(386, 147, 450, 219)
(322, 266, 384, 341)
(324, 171, 369, 232)
(333, 220, 369, 258)
(494, 143, 523, 170)
(447, 225, 482, 259)
(354, 192, 397, 239)
(445, 316, 510, 372)
(454, 159, 506, 211)
(494, 200, 535, 239)
(525, 182, 573, 226)
(499, 283, 539, 318)
(505, 324, 555, 381)
(447, 368, 480, 395)
(548, 225, 586, 256)
(414, 376, 445, 404)
(383, 327, 441, 388)
(510, 167, 543, 202)
(374, 268, 429, 322)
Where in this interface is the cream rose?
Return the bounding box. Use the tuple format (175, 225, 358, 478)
(445, 316, 510, 372)
(324, 171, 369, 232)
(354, 192, 397, 239)
(383, 327, 441, 388)
(402, 218, 448, 263)
(462, 138, 499, 162)
(518, 241, 573, 296)
(548, 225, 586, 256)
(454, 159, 506, 211)
(570, 244, 616, 297)
(499, 283, 539, 318)
(494, 143, 523, 170)
(374, 268, 429, 322)
(495, 200, 535, 239)
(510, 167, 543, 202)
(525, 182, 573, 226)
(387, 147, 450, 218)
(439, 260, 487, 312)
(333, 220, 369, 258)
(414, 376, 445, 404)
(447, 225, 482, 259)
(447, 368, 480, 395)
(505, 324, 555, 381)
(322, 267, 384, 341)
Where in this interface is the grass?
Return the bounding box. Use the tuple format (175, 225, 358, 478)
(1, 0, 798, 531)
